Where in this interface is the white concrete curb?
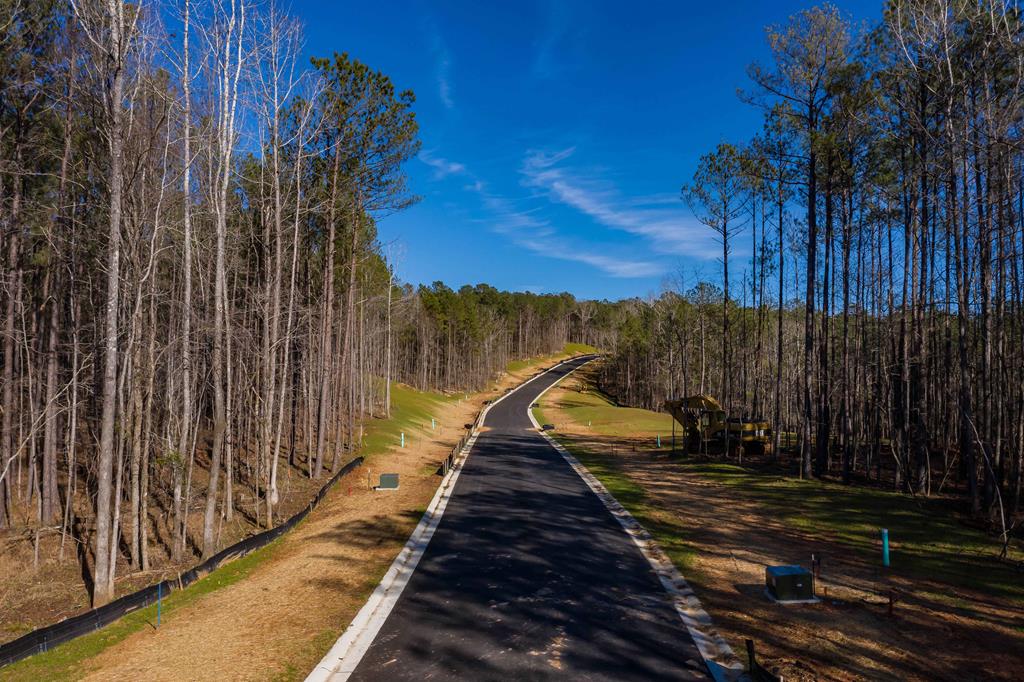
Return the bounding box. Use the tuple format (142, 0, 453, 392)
(528, 363, 745, 682)
(306, 357, 586, 682)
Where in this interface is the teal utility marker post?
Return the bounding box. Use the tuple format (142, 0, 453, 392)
(157, 582, 162, 627)
(431, 418, 436, 430)
(401, 432, 405, 448)
(657, 435, 661, 448)
(882, 528, 890, 567)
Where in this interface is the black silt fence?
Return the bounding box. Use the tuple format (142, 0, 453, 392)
(0, 456, 365, 668)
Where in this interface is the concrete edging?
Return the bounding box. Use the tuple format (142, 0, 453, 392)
(306, 357, 585, 682)
(527, 361, 745, 682)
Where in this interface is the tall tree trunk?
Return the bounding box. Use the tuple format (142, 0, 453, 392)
(313, 142, 340, 479)
(91, 0, 128, 606)
(803, 133, 818, 480)
(203, 0, 246, 559)
(816, 155, 833, 477)
(175, 0, 194, 563)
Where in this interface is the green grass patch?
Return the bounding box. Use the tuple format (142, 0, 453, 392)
(2, 538, 286, 682)
(504, 357, 534, 373)
(547, 384, 675, 441)
(679, 461, 1024, 602)
(359, 382, 455, 460)
(562, 342, 600, 355)
(543, 369, 1024, 606)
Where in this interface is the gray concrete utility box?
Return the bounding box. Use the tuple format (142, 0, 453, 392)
(376, 473, 400, 490)
(765, 565, 817, 603)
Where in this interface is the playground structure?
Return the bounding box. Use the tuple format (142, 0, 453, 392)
(663, 395, 773, 456)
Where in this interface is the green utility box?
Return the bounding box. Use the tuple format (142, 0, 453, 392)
(765, 565, 817, 603)
(376, 473, 400, 490)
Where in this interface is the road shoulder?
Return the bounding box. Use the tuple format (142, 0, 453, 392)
(4, 353, 579, 682)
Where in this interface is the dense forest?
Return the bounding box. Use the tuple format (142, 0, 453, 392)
(3, 0, 1022, 610)
(598, 1, 1024, 546)
(0, 0, 604, 607)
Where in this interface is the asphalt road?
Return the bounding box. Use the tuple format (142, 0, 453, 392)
(349, 356, 709, 680)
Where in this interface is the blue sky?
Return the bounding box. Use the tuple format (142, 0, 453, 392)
(294, 0, 879, 300)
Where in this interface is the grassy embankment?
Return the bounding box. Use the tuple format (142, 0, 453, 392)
(1, 383, 454, 681)
(505, 342, 599, 373)
(3, 344, 599, 679)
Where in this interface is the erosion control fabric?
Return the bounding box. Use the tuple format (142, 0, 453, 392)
(0, 456, 364, 668)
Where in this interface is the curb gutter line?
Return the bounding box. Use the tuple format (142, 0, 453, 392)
(528, 361, 746, 682)
(306, 358, 585, 682)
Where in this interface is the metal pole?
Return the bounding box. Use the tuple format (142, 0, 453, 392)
(157, 582, 162, 627)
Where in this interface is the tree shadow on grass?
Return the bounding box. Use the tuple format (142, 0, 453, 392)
(568, 437, 1024, 680)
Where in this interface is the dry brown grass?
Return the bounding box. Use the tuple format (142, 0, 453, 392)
(0, 353, 573, 681)
(541, 375, 1024, 682)
(76, 404, 462, 681)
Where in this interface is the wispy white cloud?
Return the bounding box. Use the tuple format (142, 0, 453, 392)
(532, 0, 586, 79)
(419, 150, 466, 179)
(518, 238, 663, 278)
(436, 51, 453, 109)
(427, 29, 454, 109)
(419, 149, 664, 278)
(520, 148, 720, 260)
(522, 146, 576, 170)
(474, 188, 662, 278)
(625, 192, 685, 208)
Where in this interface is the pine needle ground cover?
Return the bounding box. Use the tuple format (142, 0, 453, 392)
(536, 368, 1024, 681)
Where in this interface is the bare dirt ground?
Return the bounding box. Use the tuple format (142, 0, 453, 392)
(27, 356, 568, 681)
(0, 455, 324, 643)
(541, 374, 1024, 682)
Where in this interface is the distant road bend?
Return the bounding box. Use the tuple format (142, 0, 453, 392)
(332, 356, 711, 680)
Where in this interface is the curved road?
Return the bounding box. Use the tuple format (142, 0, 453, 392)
(349, 356, 709, 680)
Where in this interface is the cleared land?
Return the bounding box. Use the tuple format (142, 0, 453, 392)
(2, 348, 591, 681)
(535, 364, 1024, 682)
